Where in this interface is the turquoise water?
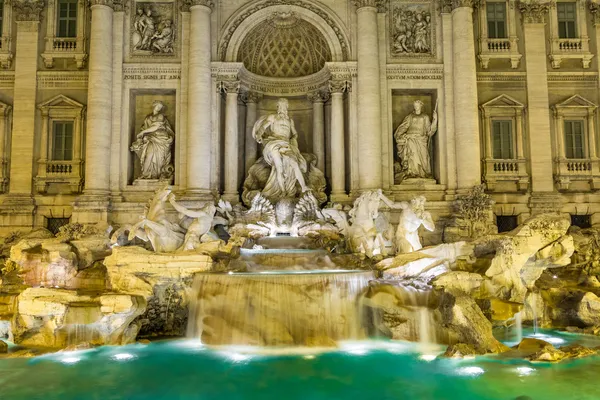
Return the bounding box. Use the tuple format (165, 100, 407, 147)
(1, 331, 600, 400)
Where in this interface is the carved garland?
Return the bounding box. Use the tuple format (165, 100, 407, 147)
(218, 0, 349, 61)
(13, 0, 45, 21)
(518, 0, 551, 23)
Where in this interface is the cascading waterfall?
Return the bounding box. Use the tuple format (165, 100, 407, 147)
(187, 270, 375, 346)
(514, 311, 523, 344)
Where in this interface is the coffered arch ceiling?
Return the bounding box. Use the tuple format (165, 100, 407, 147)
(237, 12, 332, 78)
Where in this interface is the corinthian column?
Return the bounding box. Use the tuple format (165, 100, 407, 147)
(519, 1, 554, 193)
(353, 0, 383, 190)
(187, 1, 213, 197)
(244, 92, 262, 176)
(82, 0, 114, 197)
(308, 90, 329, 172)
(329, 80, 349, 198)
(222, 81, 240, 203)
(0, 1, 44, 227)
(451, 0, 481, 190)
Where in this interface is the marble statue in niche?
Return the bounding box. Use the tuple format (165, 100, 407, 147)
(242, 98, 327, 206)
(131, 3, 174, 55)
(130, 100, 175, 181)
(394, 99, 438, 182)
(391, 3, 433, 56)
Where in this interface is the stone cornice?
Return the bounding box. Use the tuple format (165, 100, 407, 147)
(181, 0, 214, 12)
(519, 1, 552, 24)
(13, 0, 45, 21)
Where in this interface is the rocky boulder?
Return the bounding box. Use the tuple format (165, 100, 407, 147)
(11, 288, 145, 348)
(576, 292, 600, 327)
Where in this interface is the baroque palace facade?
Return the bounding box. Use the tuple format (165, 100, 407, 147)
(0, 0, 598, 240)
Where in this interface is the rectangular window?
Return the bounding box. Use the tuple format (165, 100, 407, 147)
(571, 214, 591, 229)
(492, 120, 513, 159)
(52, 121, 74, 161)
(557, 2, 577, 39)
(564, 120, 585, 159)
(487, 2, 507, 39)
(496, 215, 518, 233)
(57, 0, 78, 38)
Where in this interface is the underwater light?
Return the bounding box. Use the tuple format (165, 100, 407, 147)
(303, 355, 316, 360)
(61, 356, 81, 365)
(419, 354, 436, 362)
(458, 366, 485, 376)
(516, 366, 535, 376)
(112, 353, 135, 361)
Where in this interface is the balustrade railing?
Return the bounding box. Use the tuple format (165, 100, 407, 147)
(52, 38, 77, 52)
(557, 39, 583, 52)
(486, 39, 511, 53)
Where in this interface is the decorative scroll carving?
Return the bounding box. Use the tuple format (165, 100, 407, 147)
(181, 0, 214, 11)
(89, 0, 114, 7)
(352, 0, 386, 9)
(391, 1, 434, 58)
(218, 80, 241, 94)
(452, 0, 477, 8)
(245, 91, 263, 104)
(328, 80, 350, 93)
(519, 0, 551, 23)
(307, 89, 330, 103)
(439, 0, 453, 13)
(589, 1, 600, 24)
(131, 2, 176, 56)
(218, 0, 349, 61)
(13, 0, 45, 21)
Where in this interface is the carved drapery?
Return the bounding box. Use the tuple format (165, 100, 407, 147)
(519, 1, 551, 23)
(13, 0, 44, 21)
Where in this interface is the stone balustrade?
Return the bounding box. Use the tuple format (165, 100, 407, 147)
(483, 158, 529, 192)
(554, 158, 600, 191)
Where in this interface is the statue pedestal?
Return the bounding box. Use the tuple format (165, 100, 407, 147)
(396, 178, 438, 188)
(132, 179, 172, 191)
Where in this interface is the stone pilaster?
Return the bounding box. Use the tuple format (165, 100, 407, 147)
(0, 0, 44, 228)
(353, 0, 384, 191)
(519, 1, 555, 193)
(221, 80, 240, 203)
(451, 0, 481, 191)
(73, 0, 115, 223)
(186, 1, 213, 198)
(244, 91, 262, 177)
(308, 90, 329, 172)
(329, 80, 349, 199)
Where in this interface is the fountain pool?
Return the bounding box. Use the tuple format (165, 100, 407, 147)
(1, 330, 600, 400)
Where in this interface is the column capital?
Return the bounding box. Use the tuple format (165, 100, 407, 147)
(329, 80, 350, 94)
(89, 0, 117, 9)
(518, 1, 552, 24)
(450, 0, 479, 10)
(352, 0, 386, 11)
(245, 91, 263, 104)
(308, 89, 330, 103)
(181, 0, 214, 12)
(13, 0, 45, 21)
(218, 80, 240, 94)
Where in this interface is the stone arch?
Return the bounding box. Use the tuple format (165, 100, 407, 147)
(219, 1, 350, 63)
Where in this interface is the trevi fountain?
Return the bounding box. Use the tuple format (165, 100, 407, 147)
(2, 0, 600, 399)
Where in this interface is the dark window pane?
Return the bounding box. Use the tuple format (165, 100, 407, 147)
(571, 214, 591, 229)
(496, 215, 518, 233)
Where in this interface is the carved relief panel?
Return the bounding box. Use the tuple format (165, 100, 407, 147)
(130, 1, 177, 59)
(389, 0, 436, 59)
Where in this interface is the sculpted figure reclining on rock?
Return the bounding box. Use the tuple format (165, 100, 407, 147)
(242, 98, 327, 205)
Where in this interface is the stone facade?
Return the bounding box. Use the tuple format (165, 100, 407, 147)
(0, 0, 598, 236)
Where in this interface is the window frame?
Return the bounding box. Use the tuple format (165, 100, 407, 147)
(492, 119, 514, 159)
(564, 119, 586, 159)
(556, 2, 577, 39)
(486, 2, 507, 39)
(41, 0, 88, 69)
(51, 120, 75, 161)
(56, 0, 78, 38)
